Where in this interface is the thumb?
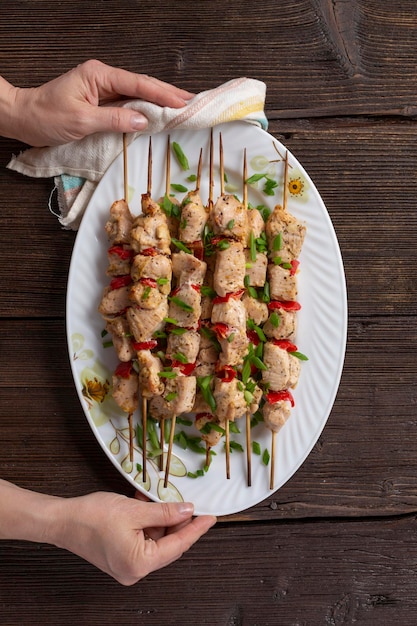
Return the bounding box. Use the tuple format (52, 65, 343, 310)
(140, 501, 195, 530)
(84, 104, 149, 135)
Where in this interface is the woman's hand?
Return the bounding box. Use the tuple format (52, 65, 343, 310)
(1, 59, 194, 146)
(0, 480, 215, 585)
(52, 491, 216, 586)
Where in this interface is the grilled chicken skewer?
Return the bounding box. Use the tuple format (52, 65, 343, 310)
(99, 134, 137, 463)
(123, 133, 135, 463)
(130, 136, 174, 479)
(261, 150, 306, 489)
(210, 133, 253, 479)
(158, 146, 207, 487)
(243, 149, 252, 487)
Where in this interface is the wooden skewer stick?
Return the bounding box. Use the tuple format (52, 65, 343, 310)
(270, 430, 276, 490)
(141, 137, 154, 480)
(123, 133, 129, 202)
(225, 415, 231, 480)
(122, 133, 135, 463)
(243, 148, 252, 487)
(283, 149, 289, 211)
(165, 134, 171, 197)
(208, 128, 214, 212)
(219, 132, 225, 195)
(196, 147, 203, 192)
(128, 412, 134, 463)
(159, 135, 172, 471)
(141, 397, 148, 480)
(147, 136, 153, 196)
(269, 150, 290, 490)
(219, 133, 232, 480)
(164, 414, 177, 488)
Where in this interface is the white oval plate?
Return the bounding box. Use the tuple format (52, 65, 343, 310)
(66, 121, 347, 516)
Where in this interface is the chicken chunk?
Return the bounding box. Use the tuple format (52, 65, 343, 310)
(213, 378, 247, 422)
(130, 206, 171, 255)
(217, 329, 249, 367)
(213, 241, 246, 297)
(263, 400, 291, 433)
(244, 250, 267, 287)
(131, 254, 172, 295)
(149, 374, 196, 420)
(246, 208, 265, 242)
(179, 190, 209, 243)
(168, 283, 201, 328)
(194, 332, 218, 378)
(263, 309, 297, 341)
(171, 251, 207, 286)
(211, 297, 246, 329)
(268, 264, 298, 301)
(106, 245, 133, 276)
(266, 204, 306, 263)
(262, 343, 291, 391)
(211, 194, 248, 242)
(242, 294, 269, 326)
(194, 413, 225, 449)
(126, 299, 168, 342)
(105, 199, 134, 245)
(136, 350, 164, 398)
(112, 369, 139, 414)
(98, 285, 131, 317)
(192, 391, 215, 415)
(105, 316, 136, 362)
(129, 282, 165, 310)
(166, 330, 200, 365)
(249, 383, 263, 414)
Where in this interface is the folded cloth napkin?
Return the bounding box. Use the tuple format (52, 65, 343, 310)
(7, 77, 267, 229)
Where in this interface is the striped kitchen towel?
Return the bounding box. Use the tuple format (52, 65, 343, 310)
(7, 77, 267, 229)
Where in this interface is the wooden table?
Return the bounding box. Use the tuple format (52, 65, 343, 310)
(1, 1, 417, 624)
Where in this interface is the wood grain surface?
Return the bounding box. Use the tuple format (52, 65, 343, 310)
(1, 1, 417, 624)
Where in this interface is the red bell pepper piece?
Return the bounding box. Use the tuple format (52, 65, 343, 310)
(171, 361, 196, 375)
(109, 274, 132, 290)
(268, 300, 301, 312)
(266, 390, 295, 406)
(141, 247, 159, 256)
(212, 322, 230, 339)
(290, 259, 300, 276)
(216, 364, 237, 383)
(108, 245, 134, 261)
(212, 289, 245, 304)
(272, 339, 298, 352)
(114, 360, 133, 379)
(139, 277, 157, 288)
(246, 329, 260, 345)
(132, 339, 158, 351)
(190, 240, 204, 260)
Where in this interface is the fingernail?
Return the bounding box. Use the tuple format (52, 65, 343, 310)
(130, 113, 148, 130)
(177, 502, 194, 515)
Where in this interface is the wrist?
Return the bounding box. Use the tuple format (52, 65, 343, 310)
(0, 479, 66, 545)
(0, 77, 20, 141)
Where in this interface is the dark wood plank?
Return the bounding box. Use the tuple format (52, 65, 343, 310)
(2, 1, 417, 118)
(1, 515, 417, 625)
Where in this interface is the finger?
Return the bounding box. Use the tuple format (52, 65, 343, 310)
(137, 501, 195, 530)
(133, 493, 192, 541)
(88, 60, 195, 108)
(143, 514, 216, 575)
(80, 104, 150, 135)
